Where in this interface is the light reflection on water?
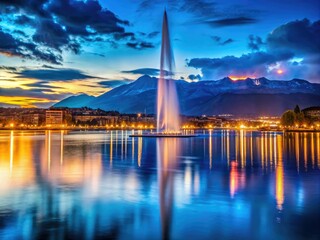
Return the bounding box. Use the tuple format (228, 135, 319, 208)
(0, 130, 319, 239)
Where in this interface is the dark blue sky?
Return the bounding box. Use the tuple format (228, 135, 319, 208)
(0, 0, 319, 107)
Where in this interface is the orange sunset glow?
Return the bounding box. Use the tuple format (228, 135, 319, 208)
(229, 76, 252, 81)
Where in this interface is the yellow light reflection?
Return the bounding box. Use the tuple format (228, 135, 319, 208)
(121, 130, 124, 160)
(138, 137, 142, 167)
(41, 131, 102, 187)
(230, 161, 238, 198)
(209, 130, 212, 169)
(303, 133, 307, 171)
(60, 130, 64, 165)
(295, 133, 300, 172)
(269, 134, 273, 168)
(131, 130, 135, 161)
(0, 131, 35, 194)
(239, 130, 246, 168)
(311, 133, 315, 169)
(276, 135, 284, 211)
(250, 133, 253, 167)
(261, 133, 265, 169)
(110, 131, 113, 167)
(229, 161, 245, 198)
(47, 130, 51, 173)
(226, 130, 230, 165)
(317, 133, 320, 169)
(10, 130, 14, 175)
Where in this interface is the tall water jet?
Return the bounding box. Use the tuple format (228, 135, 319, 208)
(129, 11, 196, 138)
(157, 10, 180, 133)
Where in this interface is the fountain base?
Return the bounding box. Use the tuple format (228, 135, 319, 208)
(129, 132, 197, 138)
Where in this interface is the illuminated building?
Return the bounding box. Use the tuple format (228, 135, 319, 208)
(46, 110, 64, 126)
(302, 106, 320, 120)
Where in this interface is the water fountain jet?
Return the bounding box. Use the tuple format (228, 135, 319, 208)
(130, 11, 196, 138)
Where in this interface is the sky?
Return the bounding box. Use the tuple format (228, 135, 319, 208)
(0, 0, 319, 107)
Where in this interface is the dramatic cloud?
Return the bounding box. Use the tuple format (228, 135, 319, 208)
(212, 36, 234, 45)
(0, 0, 152, 64)
(188, 51, 294, 79)
(0, 0, 49, 17)
(17, 68, 98, 81)
(266, 19, 320, 56)
(0, 28, 62, 64)
(33, 19, 80, 54)
(187, 19, 320, 82)
(48, 0, 129, 36)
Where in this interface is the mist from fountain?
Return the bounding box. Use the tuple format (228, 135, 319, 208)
(156, 10, 180, 133)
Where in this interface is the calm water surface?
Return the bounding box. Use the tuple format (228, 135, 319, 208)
(0, 130, 319, 240)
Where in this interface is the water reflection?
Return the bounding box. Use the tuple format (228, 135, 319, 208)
(157, 138, 180, 240)
(229, 161, 246, 198)
(276, 135, 284, 211)
(0, 130, 319, 239)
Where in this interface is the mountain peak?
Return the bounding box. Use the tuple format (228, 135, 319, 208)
(53, 93, 95, 108)
(54, 75, 320, 116)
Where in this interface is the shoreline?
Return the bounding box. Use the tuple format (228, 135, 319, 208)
(0, 127, 319, 132)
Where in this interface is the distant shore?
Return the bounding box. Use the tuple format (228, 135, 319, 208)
(0, 127, 319, 132)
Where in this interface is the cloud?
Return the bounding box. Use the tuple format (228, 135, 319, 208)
(13, 29, 28, 37)
(23, 81, 65, 90)
(126, 41, 155, 50)
(148, 31, 160, 38)
(122, 68, 174, 76)
(0, 65, 17, 72)
(0, 28, 62, 64)
(87, 52, 106, 58)
(187, 19, 320, 82)
(0, 0, 141, 63)
(205, 17, 257, 27)
(0, 0, 49, 18)
(114, 32, 136, 41)
(33, 19, 80, 54)
(0, 87, 68, 100)
(14, 14, 34, 25)
(48, 0, 129, 36)
(98, 79, 133, 88)
(248, 35, 264, 51)
(17, 68, 98, 81)
(212, 36, 234, 46)
(137, 0, 259, 28)
(266, 19, 320, 55)
(188, 74, 202, 81)
(187, 51, 294, 79)
(122, 68, 161, 76)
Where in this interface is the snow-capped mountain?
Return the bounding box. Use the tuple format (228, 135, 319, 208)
(54, 75, 320, 116)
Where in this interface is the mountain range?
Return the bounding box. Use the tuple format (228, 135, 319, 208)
(53, 75, 320, 116)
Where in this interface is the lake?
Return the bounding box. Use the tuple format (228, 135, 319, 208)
(0, 130, 319, 239)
